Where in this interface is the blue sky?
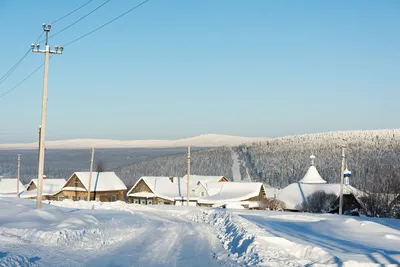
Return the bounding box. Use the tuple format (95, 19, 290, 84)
(0, 1, 399, 142)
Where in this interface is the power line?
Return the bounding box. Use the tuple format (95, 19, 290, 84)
(51, 0, 94, 24)
(0, 32, 44, 88)
(65, 0, 150, 47)
(46, 0, 111, 42)
(0, 62, 44, 99)
(0, 0, 150, 99)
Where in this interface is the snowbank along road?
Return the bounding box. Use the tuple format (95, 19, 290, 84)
(1, 197, 399, 267)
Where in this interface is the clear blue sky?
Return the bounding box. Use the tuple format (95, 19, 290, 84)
(0, 0, 399, 142)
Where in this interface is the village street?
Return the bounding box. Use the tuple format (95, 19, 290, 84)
(1, 198, 400, 266)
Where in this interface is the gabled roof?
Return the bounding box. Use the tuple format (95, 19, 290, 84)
(0, 178, 25, 194)
(63, 172, 127, 192)
(277, 183, 364, 210)
(127, 176, 197, 201)
(20, 178, 66, 198)
(197, 182, 265, 205)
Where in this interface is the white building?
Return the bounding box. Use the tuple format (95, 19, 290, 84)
(277, 155, 364, 212)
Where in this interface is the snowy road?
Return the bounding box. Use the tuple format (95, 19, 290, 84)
(1, 198, 400, 267)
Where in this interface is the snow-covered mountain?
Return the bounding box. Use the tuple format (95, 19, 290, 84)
(0, 134, 267, 149)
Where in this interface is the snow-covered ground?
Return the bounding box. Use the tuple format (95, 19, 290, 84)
(1, 197, 399, 267)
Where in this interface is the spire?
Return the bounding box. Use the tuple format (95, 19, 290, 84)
(299, 154, 327, 184)
(310, 154, 315, 166)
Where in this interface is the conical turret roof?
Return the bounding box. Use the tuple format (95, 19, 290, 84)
(298, 155, 327, 184)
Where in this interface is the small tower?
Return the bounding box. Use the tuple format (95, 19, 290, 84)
(310, 154, 315, 166)
(299, 155, 327, 184)
(344, 168, 351, 185)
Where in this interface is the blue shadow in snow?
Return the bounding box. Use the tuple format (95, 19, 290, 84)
(242, 215, 400, 266)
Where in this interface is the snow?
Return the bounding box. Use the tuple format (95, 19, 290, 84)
(181, 175, 227, 183)
(0, 178, 25, 195)
(0, 197, 399, 266)
(127, 191, 156, 198)
(239, 211, 400, 265)
(127, 176, 198, 201)
(197, 182, 264, 205)
(298, 166, 327, 184)
(278, 183, 362, 210)
(0, 134, 268, 149)
(65, 172, 127, 192)
(231, 149, 242, 181)
(21, 179, 66, 198)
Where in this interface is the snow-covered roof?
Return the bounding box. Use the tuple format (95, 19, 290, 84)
(298, 155, 327, 184)
(21, 178, 66, 198)
(197, 182, 265, 205)
(0, 178, 25, 194)
(128, 192, 156, 198)
(298, 166, 327, 184)
(64, 172, 127, 192)
(127, 176, 198, 201)
(277, 183, 364, 210)
(182, 175, 228, 184)
(62, 187, 87, 192)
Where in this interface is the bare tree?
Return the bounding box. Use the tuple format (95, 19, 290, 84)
(301, 191, 337, 213)
(262, 198, 286, 211)
(95, 160, 106, 172)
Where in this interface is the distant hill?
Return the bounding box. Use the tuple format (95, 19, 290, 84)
(0, 134, 267, 150)
(116, 129, 400, 194)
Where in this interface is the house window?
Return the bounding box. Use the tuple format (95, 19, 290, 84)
(147, 199, 153, 205)
(140, 199, 146, 205)
(58, 196, 65, 201)
(201, 192, 205, 197)
(134, 199, 139, 204)
(72, 196, 78, 201)
(111, 195, 117, 202)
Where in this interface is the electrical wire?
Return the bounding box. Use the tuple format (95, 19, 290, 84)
(46, 0, 111, 42)
(0, 62, 44, 99)
(0, 0, 150, 99)
(65, 0, 149, 47)
(0, 0, 96, 87)
(0, 32, 44, 88)
(51, 0, 94, 24)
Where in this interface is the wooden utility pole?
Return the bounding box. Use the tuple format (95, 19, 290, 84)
(339, 145, 346, 215)
(17, 154, 21, 197)
(32, 23, 63, 208)
(87, 147, 95, 201)
(187, 145, 191, 206)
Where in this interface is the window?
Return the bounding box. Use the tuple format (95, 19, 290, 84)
(111, 195, 117, 202)
(58, 196, 65, 201)
(140, 199, 146, 205)
(201, 192, 205, 197)
(147, 199, 153, 205)
(72, 196, 78, 201)
(134, 199, 139, 204)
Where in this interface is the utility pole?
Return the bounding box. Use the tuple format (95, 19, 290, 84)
(339, 145, 346, 215)
(17, 154, 21, 197)
(187, 145, 191, 206)
(87, 147, 95, 201)
(31, 24, 63, 208)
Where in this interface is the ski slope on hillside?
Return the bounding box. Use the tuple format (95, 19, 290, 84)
(1, 198, 399, 266)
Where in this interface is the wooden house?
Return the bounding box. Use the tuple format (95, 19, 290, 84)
(20, 178, 66, 200)
(54, 172, 127, 202)
(126, 175, 229, 205)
